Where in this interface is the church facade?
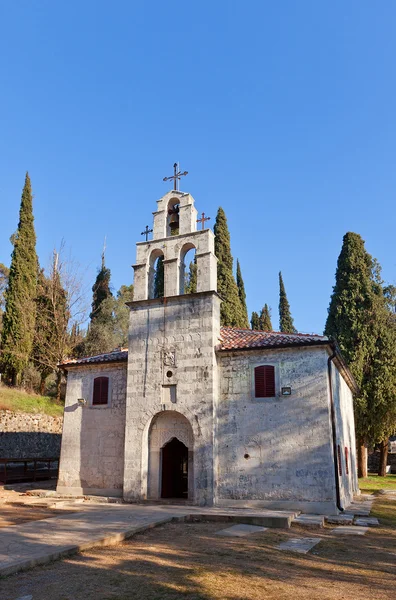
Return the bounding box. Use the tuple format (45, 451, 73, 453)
(58, 189, 359, 514)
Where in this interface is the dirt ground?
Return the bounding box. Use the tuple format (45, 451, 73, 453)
(0, 482, 72, 527)
(1, 497, 395, 600)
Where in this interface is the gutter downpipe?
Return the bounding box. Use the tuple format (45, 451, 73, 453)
(328, 346, 344, 512)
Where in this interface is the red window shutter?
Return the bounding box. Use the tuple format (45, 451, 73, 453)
(337, 445, 342, 476)
(345, 447, 349, 475)
(254, 366, 275, 398)
(93, 377, 109, 405)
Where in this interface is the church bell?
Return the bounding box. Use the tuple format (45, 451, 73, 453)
(168, 206, 180, 231)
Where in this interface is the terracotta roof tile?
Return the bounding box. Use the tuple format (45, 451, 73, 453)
(219, 327, 328, 351)
(60, 348, 128, 367)
(61, 328, 329, 368)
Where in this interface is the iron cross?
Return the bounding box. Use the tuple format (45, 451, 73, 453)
(197, 212, 211, 230)
(163, 162, 188, 191)
(141, 225, 153, 241)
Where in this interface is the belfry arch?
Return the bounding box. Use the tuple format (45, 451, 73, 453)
(147, 248, 164, 300)
(179, 242, 197, 294)
(147, 411, 194, 501)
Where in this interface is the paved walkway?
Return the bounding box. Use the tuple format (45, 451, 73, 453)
(0, 503, 296, 577)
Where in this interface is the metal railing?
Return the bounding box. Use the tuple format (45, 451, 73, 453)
(0, 457, 59, 484)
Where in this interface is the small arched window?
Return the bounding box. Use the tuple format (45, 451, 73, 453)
(93, 377, 109, 405)
(254, 366, 275, 398)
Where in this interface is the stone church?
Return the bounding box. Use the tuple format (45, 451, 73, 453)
(58, 186, 359, 514)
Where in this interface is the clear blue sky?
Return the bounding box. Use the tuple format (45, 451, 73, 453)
(1, 1, 395, 334)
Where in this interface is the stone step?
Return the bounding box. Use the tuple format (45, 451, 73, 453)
(325, 514, 354, 525)
(354, 517, 379, 527)
(185, 510, 294, 529)
(292, 514, 324, 528)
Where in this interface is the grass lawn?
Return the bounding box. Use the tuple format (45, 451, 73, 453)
(0, 383, 63, 416)
(1, 496, 395, 600)
(359, 474, 396, 494)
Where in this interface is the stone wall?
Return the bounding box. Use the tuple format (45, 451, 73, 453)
(57, 363, 127, 497)
(216, 345, 339, 513)
(124, 291, 221, 505)
(0, 410, 63, 458)
(331, 360, 359, 507)
(368, 451, 396, 473)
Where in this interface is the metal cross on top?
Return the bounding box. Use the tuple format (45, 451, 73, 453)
(163, 162, 188, 191)
(197, 212, 210, 230)
(141, 225, 153, 241)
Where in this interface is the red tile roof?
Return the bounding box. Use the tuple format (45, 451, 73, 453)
(219, 327, 328, 351)
(61, 328, 329, 367)
(61, 348, 128, 367)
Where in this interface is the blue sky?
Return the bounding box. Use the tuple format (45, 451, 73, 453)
(0, 1, 395, 334)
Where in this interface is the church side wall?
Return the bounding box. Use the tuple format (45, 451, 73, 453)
(57, 363, 127, 496)
(331, 363, 359, 507)
(216, 346, 338, 514)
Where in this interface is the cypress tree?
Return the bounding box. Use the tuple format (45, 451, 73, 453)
(90, 254, 113, 321)
(113, 284, 134, 347)
(250, 311, 260, 330)
(32, 269, 55, 393)
(324, 232, 386, 476)
(1, 173, 38, 385)
(259, 304, 273, 331)
(236, 259, 249, 328)
(279, 272, 296, 333)
(0, 263, 10, 333)
(154, 256, 164, 298)
(84, 253, 115, 356)
(214, 207, 245, 327)
(185, 257, 197, 294)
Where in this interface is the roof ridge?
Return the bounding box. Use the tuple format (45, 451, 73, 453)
(220, 326, 324, 338)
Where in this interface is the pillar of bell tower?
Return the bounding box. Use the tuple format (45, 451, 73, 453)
(132, 190, 216, 301)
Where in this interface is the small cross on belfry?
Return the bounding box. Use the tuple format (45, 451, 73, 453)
(163, 162, 188, 191)
(141, 225, 153, 241)
(197, 212, 210, 230)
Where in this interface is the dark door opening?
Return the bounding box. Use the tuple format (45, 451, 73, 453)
(161, 437, 188, 499)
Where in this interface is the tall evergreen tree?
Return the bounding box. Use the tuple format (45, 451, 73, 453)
(90, 253, 113, 321)
(0, 263, 10, 333)
(324, 232, 389, 476)
(214, 207, 246, 327)
(185, 257, 197, 294)
(279, 272, 296, 333)
(154, 256, 164, 298)
(84, 253, 115, 356)
(113, 284, 134, 347)
(364, 306, 396, 475)
(259, 304, 273, 331)
(236, 259, 249, 328)
(33, 253, 69, 398)
(250, 311, 260, 330)
(1, 173, 38, 385)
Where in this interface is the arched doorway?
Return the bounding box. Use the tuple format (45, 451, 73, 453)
(147, 411, 193, 501)
(161, 438, 188, 498)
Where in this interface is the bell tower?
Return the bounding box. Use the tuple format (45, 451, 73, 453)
(132, 190, 217, 300)
(123, 179, 221, 507)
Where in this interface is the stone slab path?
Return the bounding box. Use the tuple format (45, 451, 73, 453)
(332, 526, 369, 536)
(0, 504, 184, 578)
(277, 537, 322, 554)
(215, 524, 267, 537)
(0, 503, 296, 578)
(292, 514, 324, 528)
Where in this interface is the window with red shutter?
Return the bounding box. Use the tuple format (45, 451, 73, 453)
(93, 377, 109, 405)
(254, 365, 275, 398)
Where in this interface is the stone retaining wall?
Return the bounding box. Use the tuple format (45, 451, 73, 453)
(0, 410, 63, 458)
(368, 450, 396, 474)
